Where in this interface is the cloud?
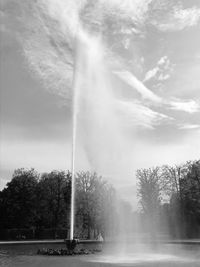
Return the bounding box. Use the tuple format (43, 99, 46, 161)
(117, 100, 171, 129)
(100, 0, 153, 22)
(143, 67, 159, 82)
(114, 70, 162, 103)
(24, 37, 73, 99)
(169, 99, 200, 113)
(179, 124, 200, 130)
(144, 56, 174, 82)
(21, 0, 75, 100)
(114, 71, 200, 117)
(153, 6, 200, 32)
(18, 0, 156, 103)
(158, 73, 170, 81)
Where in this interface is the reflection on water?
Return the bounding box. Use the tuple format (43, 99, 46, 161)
(89, 252, 192, 264)
(0, 243, 200, 267)
(87, 243, 200, 266)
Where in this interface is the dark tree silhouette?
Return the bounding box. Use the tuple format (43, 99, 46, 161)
(0, 168, 39, 229)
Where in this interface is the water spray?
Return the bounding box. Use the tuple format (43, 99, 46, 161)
(70, 36, 78, 241)
(70, 28, 83, 241)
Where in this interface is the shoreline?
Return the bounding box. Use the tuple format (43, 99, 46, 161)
(0, 239, 200, 246)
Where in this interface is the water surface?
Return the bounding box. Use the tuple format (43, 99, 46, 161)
(0, 242, 200, 267)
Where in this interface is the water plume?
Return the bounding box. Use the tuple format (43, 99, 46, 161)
(19, 0, 172, 241)
(70, 28, 122, 238)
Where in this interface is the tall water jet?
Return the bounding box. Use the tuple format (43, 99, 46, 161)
(69, 29, 105, 240)
(70, 33, 80, 241)
(68, 19, 132, 240)
(70, 59, 76, 241)
(69, 29, 93, 240)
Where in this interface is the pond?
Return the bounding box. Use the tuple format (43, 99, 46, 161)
(0, 242, 200, 267)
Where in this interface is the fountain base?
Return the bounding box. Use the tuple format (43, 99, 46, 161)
(37, 239, 103, 256)
(65, 239, 79, 251)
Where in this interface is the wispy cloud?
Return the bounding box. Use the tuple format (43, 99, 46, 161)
(144, 56, 174, 82)
(152, 6, 200, 32)
(21, 0, 76, 99)
(101, 0, 153, 22)
(114, 71, 200, 114)
(115, 69, 200, 117)
(179, 124, 200, 130)
(117, 100, 171, 129)
(169, 99, 200, 113)
(114, 70, 162, 103)
(143, 67, 159, 82)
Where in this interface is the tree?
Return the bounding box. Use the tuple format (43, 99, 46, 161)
(136, 167, 162, 238)
(75, 171, 100, 239)
(37, 171, 71, 233)
(1, 168, 39, 229)
(180, 160, 200, 237)
(136, 161, 200, 239)
(161, 162, 192, 237)
(75, 171, 117, 239)
(0, 168, 118, 240)
(161, 163, 190, 198)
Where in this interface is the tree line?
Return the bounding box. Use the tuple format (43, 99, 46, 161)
(0, 169, 118, 240)
(137, 160, 200, 238)
(1, 159, 199, 241)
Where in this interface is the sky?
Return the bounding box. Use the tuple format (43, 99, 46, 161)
(1, 0, 200, 207)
